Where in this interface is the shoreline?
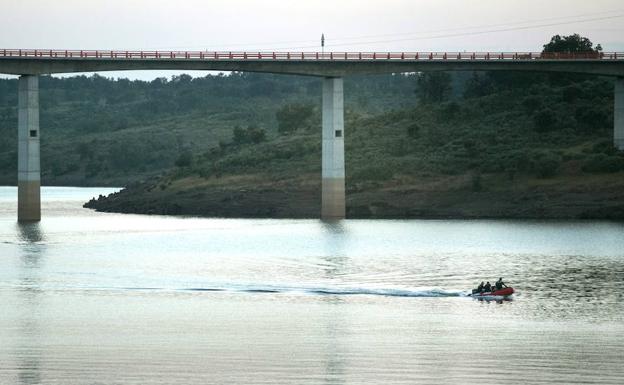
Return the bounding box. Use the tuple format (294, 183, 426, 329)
(83, 178, 624, 220)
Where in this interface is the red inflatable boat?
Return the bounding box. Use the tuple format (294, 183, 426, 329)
(470, 287, 514, 298)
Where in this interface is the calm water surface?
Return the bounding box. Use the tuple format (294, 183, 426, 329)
(1, 186, 623, 384)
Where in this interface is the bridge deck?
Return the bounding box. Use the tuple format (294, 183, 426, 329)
(2, 49, 624, 77)
(2, 49, 624, 61)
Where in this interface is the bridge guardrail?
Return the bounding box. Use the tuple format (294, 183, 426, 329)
(1, 49, 623, 61)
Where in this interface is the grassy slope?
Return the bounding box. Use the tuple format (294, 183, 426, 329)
(85, 79, 624, 219)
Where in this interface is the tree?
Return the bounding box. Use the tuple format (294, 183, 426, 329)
(175, 151, 193, 168)
(582, 154, 624, 173)
(542, 34, 601, 53)
(542, 34, 601, 84)
(575, 106, 609, 132)
(406, 123, 420, 138)
(232, 125, 267, 144)
(531, 152, 561, 178)
(463, 72, 493, 98)
(533, 108, 558, 132)
(247, 126, 266, 144)
(75, 141, 94, 160)
(276, 104, 315, 134)
(232, 126, 247, 144)
(417, 72, 451, 103)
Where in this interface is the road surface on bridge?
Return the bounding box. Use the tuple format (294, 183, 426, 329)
(1, 49, 624, 77)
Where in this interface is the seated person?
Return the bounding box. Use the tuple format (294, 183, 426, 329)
(473, 281, 484, 294)
(483, 282, 492, 293)
(495, 277, 508, 291)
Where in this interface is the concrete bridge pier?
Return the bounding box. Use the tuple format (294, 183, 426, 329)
(615, 78, 624, 151)
(17, 75, 41, 222)
(321, 77, 346, 220)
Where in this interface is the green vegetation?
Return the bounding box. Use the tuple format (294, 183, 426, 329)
(0, 72, 417, 185)
(543, 33, 602, 53)
(417, 72, 452, 103)
(232, 125, 267, 145)
(276, 103, 317, 134)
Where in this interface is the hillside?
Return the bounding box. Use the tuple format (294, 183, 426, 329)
(1, 68, 623, 219)
(83, 72, 624, 219)
(0, 72, 417, 186)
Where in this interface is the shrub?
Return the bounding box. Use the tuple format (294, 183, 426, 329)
(562, 84, 583, 103)
(575, 107, 609, 132)
(592, 139, 617, 156)
(471, 172, 483, 191)
(76, 142, 94, 160)
(276, 104, 315, 134)
(248, 126, 266, 144)
(351, 164, 394, 182)
(582, 154, 623, 173)
(533, 109, 558, 132)
(232, 126, 247, 144)
(417, 72, 452, 103)
(463, 72, 494, 98)
(85, 161, 103, 177)
(530, 151, 561, 178)
(505, 150, 531, 172)
(440, 101, 461, 121)
(175, 151, 193, 168)
(521, 95, 542, 113)
(232, 125, 267, 145)
(406, 123, 420, 138)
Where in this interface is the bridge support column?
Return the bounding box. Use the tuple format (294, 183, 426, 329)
(615, 78, 624, 151)
(18, 75, 41, 222)
(321, 77, 345, 220)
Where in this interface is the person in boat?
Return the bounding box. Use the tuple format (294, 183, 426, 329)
(473, 281, 484, 294)
(483, 281, 492, 293)
(495, 278, 508, 291)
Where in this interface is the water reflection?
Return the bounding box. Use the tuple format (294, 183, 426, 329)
(17, 314, 41, 385)
(16, 222, 46, 262)
(320, 298, 346, 385)
(320, 221, 349, 278)
(473, 296, 513, 304)
(319, 221, 347, 384)
(320, 220, 347, 235)
(15, 222, 45, 385)
(17, 222, 45, 243)
(16, 222, 46, 281)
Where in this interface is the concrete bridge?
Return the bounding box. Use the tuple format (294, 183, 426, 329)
(2, 49, 624, 221)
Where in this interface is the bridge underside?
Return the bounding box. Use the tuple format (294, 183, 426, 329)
(1, 58, 624, 77)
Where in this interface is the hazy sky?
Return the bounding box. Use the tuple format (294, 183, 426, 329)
(1, 0, 623, 79)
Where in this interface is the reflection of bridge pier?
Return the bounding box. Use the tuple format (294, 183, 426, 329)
(15, 222, 45, 385)
(6, 50, 624, 221)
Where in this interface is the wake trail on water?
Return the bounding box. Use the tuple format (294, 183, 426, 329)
(119, 284, 468, 298)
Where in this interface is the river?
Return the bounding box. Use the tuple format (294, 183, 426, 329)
(1, 186, 623, 384)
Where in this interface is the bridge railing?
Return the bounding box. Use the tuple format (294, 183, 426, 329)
(1, 49, 623, 61)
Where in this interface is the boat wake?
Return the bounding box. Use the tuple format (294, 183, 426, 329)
(126, 284, 468, 298)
